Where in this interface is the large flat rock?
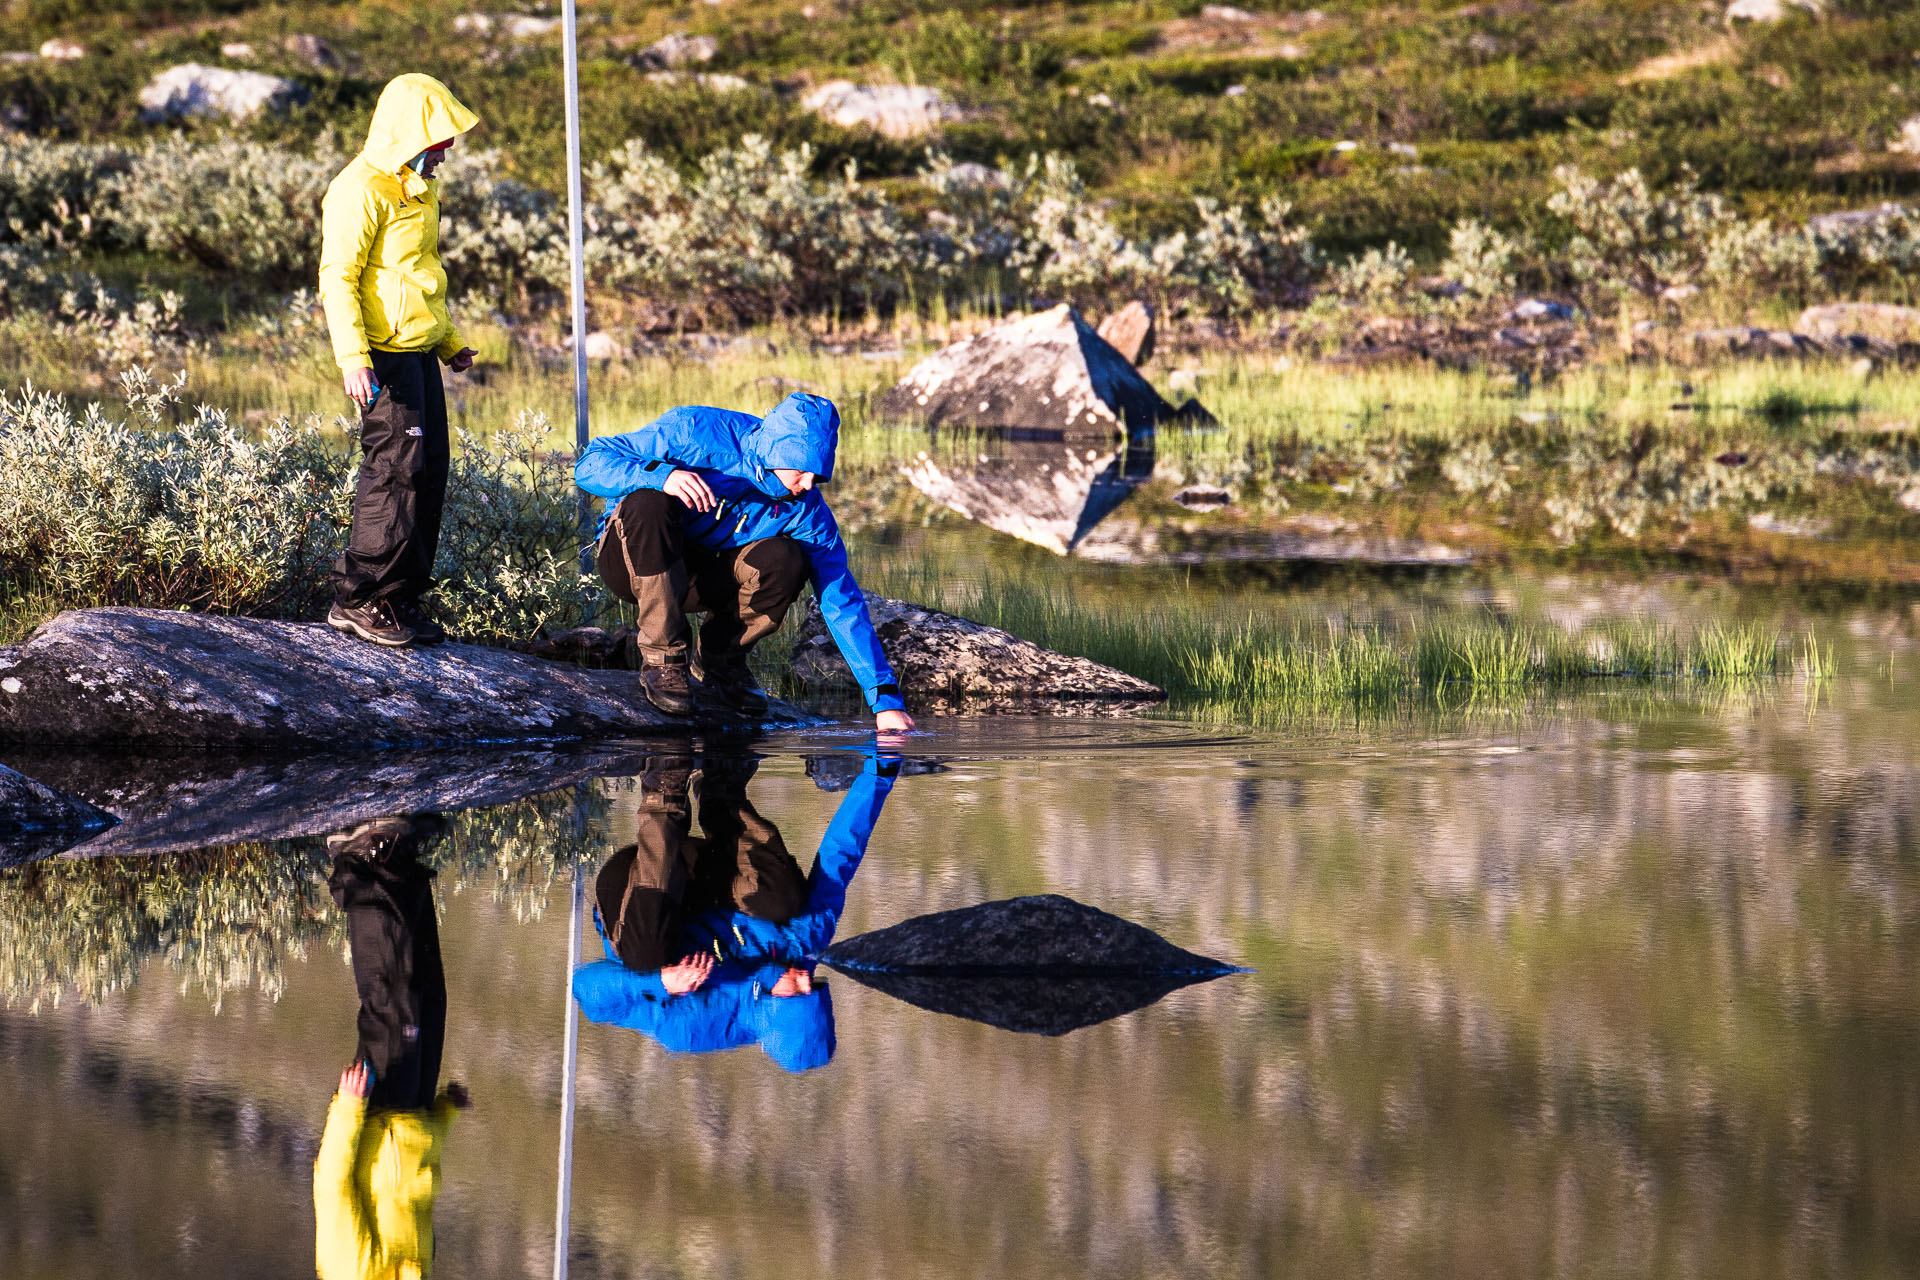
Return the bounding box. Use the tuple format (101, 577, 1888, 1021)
(790, 596, 1165, 713)
(0, 609, 814, 750)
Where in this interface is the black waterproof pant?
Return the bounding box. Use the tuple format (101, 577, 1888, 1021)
(595, 489, 809, 667)
(330, 842, 447, 1113)
(332, 348, 450, 608)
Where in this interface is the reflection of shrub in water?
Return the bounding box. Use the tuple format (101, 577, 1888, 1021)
(0, 784, 606, 1011)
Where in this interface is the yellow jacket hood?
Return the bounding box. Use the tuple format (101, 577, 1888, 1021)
(362, 74, 478, 174)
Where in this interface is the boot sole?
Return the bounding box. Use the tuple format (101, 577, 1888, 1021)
(327, 612, 416, 648)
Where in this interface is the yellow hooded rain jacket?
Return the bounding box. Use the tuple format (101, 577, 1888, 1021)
(319, 74, 479, 373)
(313, 1090, 458, 1280)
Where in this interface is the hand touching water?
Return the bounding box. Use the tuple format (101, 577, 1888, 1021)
(660, 952, 715, 995)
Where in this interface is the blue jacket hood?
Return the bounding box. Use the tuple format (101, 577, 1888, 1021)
(747, 393, 839, 490)
(751, 984, 835, 1072)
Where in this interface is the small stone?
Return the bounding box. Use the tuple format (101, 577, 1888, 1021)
(801, 80, 965, 138)
(1725, 0, 1823, 20)
(1200, 4, 1258, 20)
(630, 32, 718, 70)
(1095, 300, 1156, 366)
(1224, 83, 1248, 97)
(1896, 116, 1920, 153)
(284, 34, 343, 70)
(577, 330, 628, 360)
(38, 38, 85, 61)
(1899, 486, 1920, 512)
(1333, 139, 1359, 152)
(1171, 484, 1233, 511)
(138, 64, 307, 123)
(221, 41, 256, 60)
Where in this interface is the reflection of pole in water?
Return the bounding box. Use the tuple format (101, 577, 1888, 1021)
(552, 860, 583, 1280)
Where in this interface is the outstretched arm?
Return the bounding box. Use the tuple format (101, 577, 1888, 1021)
(801, 516, 909, 722)
(789, 754, 899, 953)
(313, 1065, 379, 1280)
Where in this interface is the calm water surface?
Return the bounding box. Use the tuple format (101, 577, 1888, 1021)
(2, 580, 1918, 1279)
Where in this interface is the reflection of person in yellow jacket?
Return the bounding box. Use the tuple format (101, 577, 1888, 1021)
(318, 73, 480, 649)
(314, 816, 471, 1280)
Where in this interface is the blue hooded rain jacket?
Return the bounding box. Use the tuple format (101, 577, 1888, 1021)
(571, 753, 898, 1073)
(574, 393, 904, 715)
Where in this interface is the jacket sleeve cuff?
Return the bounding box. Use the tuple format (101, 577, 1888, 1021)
(335, 353, 372, 373)
(434, 329, 464, 362)
(866, 682, 906, 714)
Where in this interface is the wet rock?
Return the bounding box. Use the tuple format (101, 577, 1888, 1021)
(9, 746, 642, 862)
(138, 64, 307, 122)
(1095, 300, 1155, 367)
(1170, 484, 1234, 511)
(0, 763, 116, 867)
(789, 596, 1165, 712)
(0, 608, 814, 750)
(903, 434, 1150, 555)
(38, 38, 85, 61)
(800, 80, 964, 138)
(1796, 302, 1920, 344)
(631, 32, 717, 69)
(880, 304, 1205, 435)
(824, 894, 1238, 1035)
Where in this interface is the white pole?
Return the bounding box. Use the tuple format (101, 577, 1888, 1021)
(561, 0, 592, 575)
(552, 858, 583, 1280)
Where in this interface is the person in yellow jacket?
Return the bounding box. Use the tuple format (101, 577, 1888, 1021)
(319, 73, 481, 648)
(314, 813, 469, 1280)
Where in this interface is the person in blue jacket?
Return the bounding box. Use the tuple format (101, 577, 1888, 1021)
(574, 391, 916, 731)
(571, 750, 899, 1072)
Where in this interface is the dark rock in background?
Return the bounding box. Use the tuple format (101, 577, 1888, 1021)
(0, 608, 814, 750)
(833, 969, 1214, 1036)
(790, 597, 1164, 713)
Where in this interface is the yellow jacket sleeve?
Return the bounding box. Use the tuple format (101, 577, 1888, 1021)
(432, 322, 464, 364)
(319, 181, 380, 373)
(313, 1092, 379, 1280)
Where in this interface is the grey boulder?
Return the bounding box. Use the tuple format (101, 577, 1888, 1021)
(0, 608, 814, 750)
(789, 596, 1164, 713)
(0, 763, 116, 867)
(880, 303, 1208, 435)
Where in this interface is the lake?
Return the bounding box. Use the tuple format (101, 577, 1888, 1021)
(2, 563, 1917, 1279)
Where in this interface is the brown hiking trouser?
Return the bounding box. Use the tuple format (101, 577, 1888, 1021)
(595, 489, 809, 668)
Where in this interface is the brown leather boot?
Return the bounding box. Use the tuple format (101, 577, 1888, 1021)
(639, 659, 697, 717)
(699, 651, 771, 717)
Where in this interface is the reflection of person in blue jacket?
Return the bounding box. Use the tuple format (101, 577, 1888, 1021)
(572, 752, 899, 1072)
(574, 391, 916, 732)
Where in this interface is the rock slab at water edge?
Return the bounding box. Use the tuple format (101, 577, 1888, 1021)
(1795, 303, 1920, 344)
(0, 609, 815, 750)
(0, 763, 116, 867)
(138, 64, 307, 122)
(823, 894, 1239, 1035)
(789, 596, 1165, 712)
(879, 304, 1209, 435)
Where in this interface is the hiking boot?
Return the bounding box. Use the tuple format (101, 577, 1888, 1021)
(639, 659, 697, 717)
(700, 654, 772, 717)
(326, 813, 446, 861)
(393, 598, 447, 645)
(328, 599, 416, 648)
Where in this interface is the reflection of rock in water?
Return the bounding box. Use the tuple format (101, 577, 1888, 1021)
(903, 432, 1154, 555)
(0, 763, 117, 867)
(823, 894, 1239, 1034)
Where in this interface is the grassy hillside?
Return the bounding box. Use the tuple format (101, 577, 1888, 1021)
(4, 0, 1918, 264)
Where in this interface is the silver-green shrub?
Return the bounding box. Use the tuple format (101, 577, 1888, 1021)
(0, 373, 603, 643)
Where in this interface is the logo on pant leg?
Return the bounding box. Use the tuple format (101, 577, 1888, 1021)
(406, 425, 424, 437)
